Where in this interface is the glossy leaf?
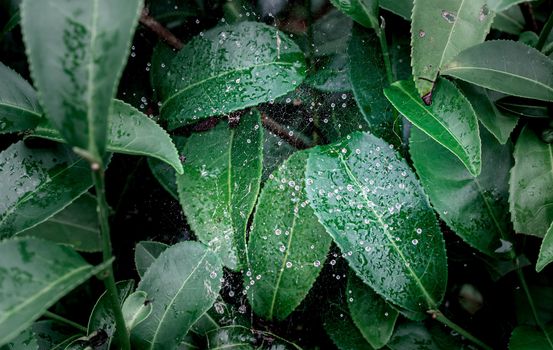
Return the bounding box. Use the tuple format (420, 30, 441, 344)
(349, 24, 401, 146)
(537, 223, 553, 272)
(384, 78, 481, 176)
(457, 81, 518, 144)
(347, 273, 398, 348)
(87, 280, 135, 350)
(0, 238, 107, 346)
(122, 291, 152, 331)
(247, 151, 332, 320)
(0, 141, 92, 238)
(329, 0, 378, 30)
(387, 322, 441, 350)
(496, 96, 550, 119)
(156, 21, 306, 129)
(134, 241, 169, 278)
(380, 0, 412, 20)
(32, 100, 183, 174)
(323, 301, 374, 350)
(32, 321, 80, 350)
(148, 136, 186, 200)
(19, 193, 101, 252)
(411, 0, 494, 97)
(177, 112, 263, 269)
(306, 132, 447, 317)
(132, 241, 222, 350)
(509, 126, 553, 237)
(410, 126, 513, 257)
(21, 0, 142, 161)
(488, 0, 537, 11)
(0, 61, 41, 134)
(1, 328, 38, 350)
(492, 6, 525, 35)
(509, 325, 553, 349)
(442, 40, 553, 102)
(190, 299, 250, 336)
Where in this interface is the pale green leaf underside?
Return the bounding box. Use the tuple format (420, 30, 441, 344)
(134, 241, 169, 278)
(122, 291, 152, 331)
(537, 222, 553, 272)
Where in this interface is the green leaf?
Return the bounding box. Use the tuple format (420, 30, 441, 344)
(247, 151, 332, 320)
(411, 0, 494, 97)
(0, 238, 108, 347)
(0, 141, 92, 238)
(0, 9, 21, 41)
(122, 291, 152, 332)
(147, 136, 185, 200)
(323, 300, 374, 350)
(32, 321, 81, 350)
(176, 112, 263, 269)
(387, 322, 441, 350)
(410, 126, 513, 257)
(496, 96, 550, 119)
(155, 21, 306, 129)
(349, 24, 401, 146)
(457, 81, 518, 144)
(492, 6, 525, 35)
(347, 273, 398, 348)
(32, 100, 183, 175)
(0, 62, 41, 134)
(329, 0, 379, 30)
(488, 0, 537, 11)
(190, 299, 250, 336)
(20, 0, 142, 161)
(442, 40, 553, 102)
(380, 0, 412, 20)
(313, 10, 352, 57)
(306, 132, 447, 317)
(132, 241, 222, 350)
(205, 325, 255, 349)
(305, 54, 351, 92)
(87, 280, 135, 350)
(0, 328, 37, 350)
(134, 241, 170, 278)
(537, 222, 553, 272)
(509, 126, 553, 237)
(18, 193, 101, 252)
(384, 78, 481, 176)
(509, 325, 553, 349)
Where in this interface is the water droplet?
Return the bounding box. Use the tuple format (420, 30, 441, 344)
(412, 239, 419, 245)
(313, 260, 321, 267)
(286, 261, 293, 268)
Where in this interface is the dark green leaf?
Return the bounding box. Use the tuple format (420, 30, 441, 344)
(132, 241, 222, 350)
(411, 0, 494, 97)
(148, 0, 200, 27)
(323, 300, 374, 350)
(32, 100, 184, 174)
(0, 141, 92, 238)
(488, 0, 537, 11)
(247, 151, 332, 320)
(0, 328, 37, 350)
(176, 112, 263, 269)
(156, 22, 306, 129)
(87, 280, 135, 350)
(509, 325, 553, 349)
(0, 238, 107, 346)
(122, 291, 152, 331)
(313, 10, 352, 57)
(509, 126, 553, 237)
(442, 40, 553, 102)
(537, 222, 553, 272)
(496, 96, 550, 119)
(492, 6, 525, 35)
(134, 241, 169, 278)
(306, 132, 447, 317)
(0, 9, 21, 41)
(305, 54, 351, 92)
(21, 0, 142, 161)
(19, 193, 101, 252)
(0, 62, 41, 134)
(387, 322, 441, 350)
(329, 0, 379, 30)
(384, 78, 481, 176)
(410, 126, 513, 257)
(32, 321, 80, 350)
(347, 273, 398, 348)
(380, 0, 412, 20)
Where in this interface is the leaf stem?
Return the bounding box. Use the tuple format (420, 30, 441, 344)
(43, 311, 87, 333)
(536, 10, 553, 51)
(431, 310, 492, 350)
(375, 21, 393, 85)
(92, 165, 131, 350)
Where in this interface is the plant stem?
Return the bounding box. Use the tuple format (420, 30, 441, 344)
(43, 311, 87, 333)
(92, 165, 131, 350)
(376, 24, 393, 85)
(432, 311, 493, 350)
(536, 11, 553, 51)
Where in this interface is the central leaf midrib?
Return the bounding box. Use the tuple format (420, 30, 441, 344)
(85, 0, 100, 155)
(437, 0, 468, 69)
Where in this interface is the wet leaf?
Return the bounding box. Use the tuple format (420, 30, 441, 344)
(247, 151, 332, 320)
(306, 132, 447, 317)
(347, 273, 398, 348)
(442, 40, 553, 102)
(537, 222, 553, 272)
(457, 81, 518, 144)
(0, 328, 38, 350)
(384, 78, 481, 176)
(21, 0, 142, 161)
(19, 193, 101, 252)
(190, 299, 249, 336)
(32, 321, 81, 350)
(329, 0, 379, 30)
(323, 300, 374, 350)
(132, 241, 222, 350)
(134, 241, 169, 278)
(349, 24, 401, 146)
(492, 6, 525, 35)
(87, 280, 135, 350)
(509, 126, 553, 237)
(411, 0, 494, 97)
(0, 238, 108, 347)
(205, 325, 255, 350)
(509, 325, 553, 349)
(176, 112, 263, 269)
(0, 141, 92, 238)
(32, 100, 183, 174)
(155, 21, 306, 129)
(122, 291, 152, 331)
(410, 126, 513, 257)
(387, 322, 441, 350)
(0, 61, 41, 134)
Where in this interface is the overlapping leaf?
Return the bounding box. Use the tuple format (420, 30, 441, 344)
(537, 223, 553, 272)
(134, 241, 169, 278)
(329, 0, 379, 30)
